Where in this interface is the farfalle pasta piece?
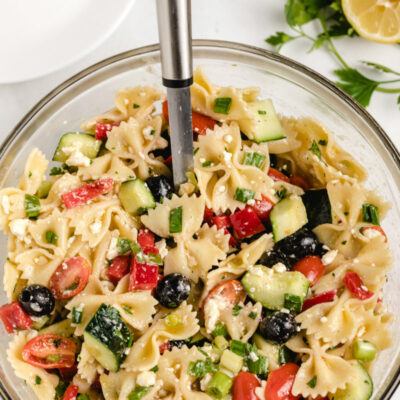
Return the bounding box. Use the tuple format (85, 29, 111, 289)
(18, 149, 48, 195)
(0, 188, 26, 230)
(7, 333, 60, 400)
(81, 86, 165, 131)
(286, 334, 359, 398)
(155, 346, 213, 400)
(66, 276, 157, 335)
(77, 342, 104, 384)
(105, 115, 170, 180)
(123, 302, 199, 372)
(194, 123, 274, 212)
(3, 260, 20, 300)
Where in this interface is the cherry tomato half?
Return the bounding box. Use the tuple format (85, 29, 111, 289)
(268, 168, 290, 183)
(361, 225, 387, 242)
(343, 272, 374, 300)
(202, 280, 247, 312)
(49, 257, 91, 299)
(289, 175, 309, 191)
(61, 385, 79, 400)
(22, 334, 76, 369)
(292, 256, 325, 286)
(233, 371, 261, 400)
(265, 363, 300, 400)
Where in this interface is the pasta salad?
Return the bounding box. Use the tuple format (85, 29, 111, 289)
(0, 68, 393, 400)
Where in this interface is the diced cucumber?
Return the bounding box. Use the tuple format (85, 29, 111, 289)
(332, 360, 373, 400)
(220, 349, 243, 375)
(270, 196, 308, 242)
(302, 189, 332, 229)
(253, 334, 280, 371)
(352, 340, 376, 362)
(118, 179, 155, 215)
(40, 319, 75, 337)
(36, 181, 52, 199)
(241, 265, 309, 310)
(52, 132, 102, 162)
(84, 304, 132, 372)
(242, 100, 286, 143)
(32, 316, 49, 330)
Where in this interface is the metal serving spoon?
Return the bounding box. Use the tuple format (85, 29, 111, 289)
(156, 0, 194, 187)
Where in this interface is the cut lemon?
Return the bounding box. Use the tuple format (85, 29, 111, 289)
(342, 0, 400, 44)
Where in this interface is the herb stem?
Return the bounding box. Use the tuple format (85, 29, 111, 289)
(376, 87, 400, 94)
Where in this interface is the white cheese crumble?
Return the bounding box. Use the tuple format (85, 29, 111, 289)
(255, 380, 267, 400)
(23, 265, 34, 279)
(155, 239, 168, 259)
(249, 351, 259, 362)
(247, 199, 255, 206)
(204, 295, 228, 333)
(107, 237, 119, 260)
(322, 250, 338, 266)
(363, 228, 382, 239)
(320, 316, 328, 323)
(9, 219, 29, 238)
(89, 220, 102, 234)
(65, 151, 91, 167)
(223, 151, 232, 162)
(136, 371, 156, 387)
(200, 374, 212, 391)
(272, 262, 287, 273)
(142, 126, 154, 139)
(218, 185, 226, 193)
(224, 135, 233, 143)
(199, 158, 206, 163)
(1, 196, 10, 214)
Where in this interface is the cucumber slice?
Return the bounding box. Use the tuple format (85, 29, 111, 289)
(241, 100, 286, 143)
(52, 132, 102, 162)
(302, 189, 332, 229)
(332, 360, 373, 400)
(40, 319, 75, 337)
(253, 334, 280, 371)
(118, 179, 156, 215)
(270, 196, 308, 242)
(84, 304, 132, 372)
(242, 265, 310, 310)
(32, 316, 50, 330)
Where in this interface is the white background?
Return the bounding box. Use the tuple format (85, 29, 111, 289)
(0, 0, 399, 398)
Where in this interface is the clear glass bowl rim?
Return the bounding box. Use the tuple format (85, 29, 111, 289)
(0, 39, 399, 400)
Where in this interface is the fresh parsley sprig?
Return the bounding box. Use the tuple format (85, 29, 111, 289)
(266, 0, 400, 108)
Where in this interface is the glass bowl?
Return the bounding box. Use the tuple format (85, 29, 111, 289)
(0, 40, 399, 400)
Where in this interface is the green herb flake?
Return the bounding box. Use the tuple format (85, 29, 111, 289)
(150, 365, 159, 372)
(232, 305, 243, 316)
(211, 322, 228, 338)
(128, 386, 150, 400)
(117, 238, 133, 255)
(284, 293, 302, 312)
(49, 167, 65, 176)
(276, 186, 287, 200)
(248, 311, 257, 320)
(214, 97, 232, 114)
(308, 140, 322, 160)
(234, 188, 256, 203)
(318, 139, 328, 146)
(202, 160, 212, 167)
(133, 103, 140, 109)
(45, 231, 58, 245)
(28, 172, 32, 178)
(123, 305, 133, 314)
(307, 376, 317, 388)
(25, 194, 40, 218)
(341, 241, 347, 245)
(169, 206, 183, 234)
(72, 306, 83, 324)
(247, 354, 268, 375)
(55, 380, 68, 400)
(258, 110, 267, 115)
(35, 376, 42, 385)
(193, 147, 200, 155)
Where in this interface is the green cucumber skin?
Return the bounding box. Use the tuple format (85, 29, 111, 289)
(118, 179, 155, 215)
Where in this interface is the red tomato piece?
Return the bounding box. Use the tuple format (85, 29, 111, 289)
(289, 175, 309, 191)
(49, 257, 91, 299)
(292, 256, 325, 286)
(95, 122, 120, 140)
(202, 280, 247, 312)
(265, 363, 300, 400)
(212, 215, 232, 230)
(61, 385, 79, 400)
(159, 341, 170, 354)
(343, 272, 374, 300)
(129, 256, 159, 291)
(61, 178, 114, 209)
(106, 255, 131, 285)
(163, 101, 217, 135)
(0, 302, 33, 334)
(22, 334, 76, 369)
(251, 195, 274, 223)
(204, 206, 214, 225)
(58, 364, 78, 383)
(165, 155, 172, 166)
(233, 371, 261, 400)
(268, 168, 290, 183)
(138, 228, 156, 250)
(229, 207, 265, 239)
(361, 225, 387, 242)
(302, 289, 337, 312)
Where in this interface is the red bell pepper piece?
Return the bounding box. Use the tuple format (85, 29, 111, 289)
(165, 155, 172, 166)
(58, 364, 78, 383)
(95, 121, 120, 140)
(212, 215, 232, 230)
(0, 302, 33, 334)
(138, 228, 156, 250)
(289, 175, 309, 191)
(61, 385, 79, 400)
(62, 178, 114, 209)
(129, 256, 159, 291)
(302, 289, 337, 312)
(106, 255, 131, 285)
(204, 206, 214, 225)
(251, 195, 274, 223)
(343, 272, 374, 300)
(159, 341, 170, 354)
(268, 168, 290, 183)
(163, 100, 216, 135)
(292, 256, 325, 286)
(230, 207, 265, 239)
(361, 225, 387, 242)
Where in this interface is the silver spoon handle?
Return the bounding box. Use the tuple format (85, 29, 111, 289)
(156, 0, 193, 87)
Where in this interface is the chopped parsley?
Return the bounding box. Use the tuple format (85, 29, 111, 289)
(258, 110, 267, 115)
(309, 140, 322, 160)
(248, 311, 258, 320)
(133, 103, 140, 109)
(232, 305, 243, 316)
(45, 230, 58, 245)
(35, 376, 42, 385)
(307, 376, 317, 388)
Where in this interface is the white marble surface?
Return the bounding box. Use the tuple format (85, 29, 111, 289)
(0, 0, 399, 398)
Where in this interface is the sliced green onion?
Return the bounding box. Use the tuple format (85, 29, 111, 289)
(169, 206, 183, 233)
(247, 354, 268, 375)
(45, 231, 58, 245)
(202, 160, 213, 167)
(150, 365, 159, 372)
(46, 354, 61, 362)
(122, 305, 133, 314)
(258, 110, 267, 115)
(117, 238, 132, 255)
(307, 376, 317, 388)
(25, 194, 40, 218)
(128, 386, 150, 400)
(243, 152, 266, 168)
(165, 313, 180, 327)
(220, 349, 243, 375)
(234, 188, 255, 203)
(362, 204, 380, 225)
(146, 252, 162, 265)
(278, 346, 296, 365)
(308, 140, 322, 160)
(211, 322, 228, 338)
(49, 167, 65, 176)
(352, 340, 376, 362)
(232, 305, 243, 316)
(214, 335, 229, 350)
(77, 395, 90, 400)
(230, 340, 248, 357)
(188, 358, 216, 378)
(193, 147, 200, 155)
(36, 181, 52, 199)
(206, 371, 233, 399)
(72, 307, 83, 324)
(55, 380, 68, 399)
(214, 97, 232, 115)
(284, 293, 302, 312)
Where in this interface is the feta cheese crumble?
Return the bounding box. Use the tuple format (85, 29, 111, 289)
(136, 371, 156, 387)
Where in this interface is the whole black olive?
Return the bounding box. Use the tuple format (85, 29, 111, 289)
(259, 312, 297, 344)
(275, 227, 324, 263)
(18, 284, 55, 317)
(145, 175, 174, 203)
(169, 340, 187, 349)
(258, 249, 292, 270)
(154, 273, 191, 309)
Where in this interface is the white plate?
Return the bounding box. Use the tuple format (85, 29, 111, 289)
(0, 0, 135, 83)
